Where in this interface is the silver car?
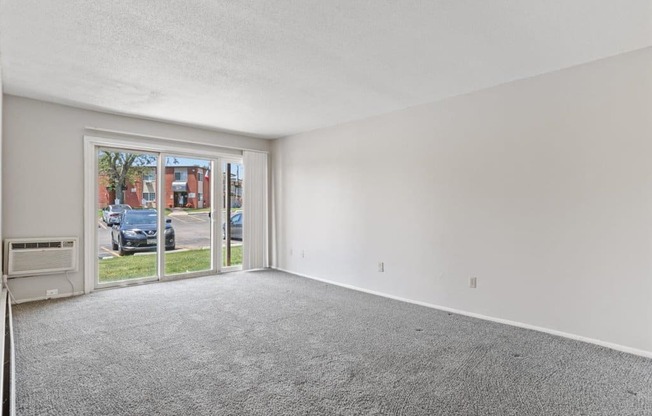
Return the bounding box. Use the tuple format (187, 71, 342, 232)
(102, 204, 132, 225)
(222, 211, 243, 240)
(229, 211, 242, 240)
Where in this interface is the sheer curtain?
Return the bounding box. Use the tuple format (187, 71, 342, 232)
(243, 151, 269, 269)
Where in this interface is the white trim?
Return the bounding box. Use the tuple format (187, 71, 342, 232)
(7, 290, 16, 416)
(13, 291, 85, 304)
(160, 270, 217, 282)
(83, 138, 96, 294)
(274, 268, 652, 359)
(212, 159, 221, 272)
(220, 265, 243, 273)
(96, 276, 158, 290)
(156, 154, 166, 278)
(0, 289, 6, 405)
(84, 127, 270, 154)
(84, 135, 239, 160)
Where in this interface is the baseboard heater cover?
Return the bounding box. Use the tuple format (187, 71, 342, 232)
(0, 289, 15, 415)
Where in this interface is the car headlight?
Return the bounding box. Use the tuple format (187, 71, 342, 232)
(123, 230, 138, 237)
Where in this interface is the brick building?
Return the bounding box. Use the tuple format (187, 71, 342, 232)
(99, 166, 211, 209)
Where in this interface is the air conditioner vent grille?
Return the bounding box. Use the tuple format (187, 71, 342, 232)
(11, 241, 66, 250)
(4, 238, 78, 277)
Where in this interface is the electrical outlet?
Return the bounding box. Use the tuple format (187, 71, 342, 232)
(378, 262, 384, 272)
(46, 289, 58, 297)
(469, 277, 477, 289)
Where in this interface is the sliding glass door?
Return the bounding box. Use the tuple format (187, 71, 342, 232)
(222, 160, 244, 270)
(89, 137, 243, 290)
(97, 147, 159, 284)
(164, 155, 214, 276)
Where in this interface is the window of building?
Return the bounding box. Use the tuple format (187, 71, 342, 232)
(143, 192, 156, 201)
(197, 170, 203, 182)
(174, 168, 188, 181)
(143, 170, 155, 182)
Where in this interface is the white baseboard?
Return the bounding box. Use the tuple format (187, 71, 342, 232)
(274, 267, 652, 359)
(13, 291, 84, 304)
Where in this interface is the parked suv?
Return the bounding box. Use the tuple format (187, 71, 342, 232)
(111, 209, 175, 255)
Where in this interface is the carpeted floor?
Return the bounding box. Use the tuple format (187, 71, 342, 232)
(13, 270, 652, 415)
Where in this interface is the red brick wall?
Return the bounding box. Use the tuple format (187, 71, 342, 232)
(187, 167, 199, 208)
(99, 167, 211, 209)
(165, 169, 175, 208)
(203, 170, 211, 207)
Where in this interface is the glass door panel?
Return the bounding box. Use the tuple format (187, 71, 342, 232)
(97, 148, 159, 284)
(164, 155, 213, 276)
(222, 161, 244, 269)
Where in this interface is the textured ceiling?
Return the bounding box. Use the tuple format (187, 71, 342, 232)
(1, 1, 651, 138)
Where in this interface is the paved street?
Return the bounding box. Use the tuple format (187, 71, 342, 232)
(98, 212, 234, 258)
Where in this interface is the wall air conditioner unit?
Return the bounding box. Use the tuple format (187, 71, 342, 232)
(4, 237, 78, 278)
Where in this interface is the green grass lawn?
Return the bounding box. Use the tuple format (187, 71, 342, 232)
(99, 246, 242, 283)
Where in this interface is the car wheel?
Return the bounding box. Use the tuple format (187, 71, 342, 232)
(118, 237, 126, 256)
(111, 237, 118, 251)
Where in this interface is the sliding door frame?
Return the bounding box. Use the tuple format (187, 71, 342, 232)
(83, 135, 238, 293)
(220, 158, 245, 273)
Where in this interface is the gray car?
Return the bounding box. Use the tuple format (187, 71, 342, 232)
(222, 211, 242, 240)
(230, 211, 242, 240)
(102, 204, 132, 225)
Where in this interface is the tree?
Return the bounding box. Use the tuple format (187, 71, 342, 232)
(98, 151, 156, 204)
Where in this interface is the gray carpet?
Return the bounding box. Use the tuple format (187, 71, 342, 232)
(13, 270, 652, 415)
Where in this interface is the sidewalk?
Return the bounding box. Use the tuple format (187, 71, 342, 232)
(168, 208, 211, 216)
(167, 208, 188, 217)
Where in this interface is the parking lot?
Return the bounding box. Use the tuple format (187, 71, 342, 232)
(98, 212, 235, 258)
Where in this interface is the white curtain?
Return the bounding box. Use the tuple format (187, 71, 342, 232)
(242, 151, 269, 269)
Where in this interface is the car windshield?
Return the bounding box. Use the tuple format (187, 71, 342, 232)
(123, 212, 157, 225)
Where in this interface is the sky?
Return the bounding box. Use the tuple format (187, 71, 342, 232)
(165, 158, 242, 178)
(98, 150, 242, 176)
(165, 157, 210, 168)
(131, 156, 211, 169)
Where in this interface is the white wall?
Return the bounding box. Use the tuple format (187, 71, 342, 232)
(0, 69, 3, 260)
(0, 66, 4, 262)
(2, 95, 270, 301)
(273, 48, 652, 354)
